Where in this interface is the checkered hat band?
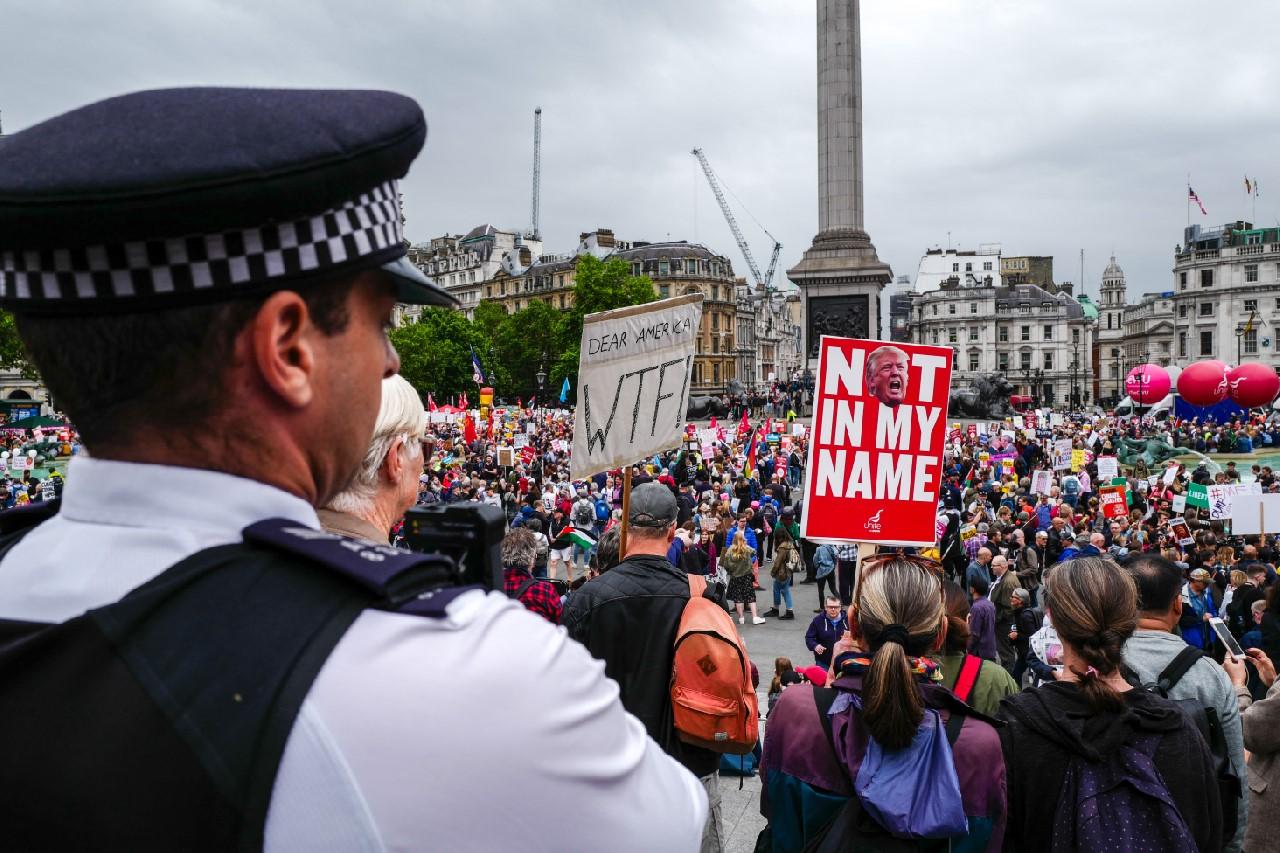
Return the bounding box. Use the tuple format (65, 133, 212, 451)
(1, 180, 403, 304)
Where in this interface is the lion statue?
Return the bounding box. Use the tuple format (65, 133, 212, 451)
(948, 374, 1016, 419)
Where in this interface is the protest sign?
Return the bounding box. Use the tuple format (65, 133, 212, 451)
(1187, 482, 1209, 509)
(966, 424, 977, 440)
(513, 433, 529, 450)
(570, 294, 702, 479)
(1162, 465, 1178, 486)
(792, 423, 806, 437)
(497, 446, 514, 467)
(1096, 456, 1119, 480)
(1031, 469, 1053, 495)
(1013, 415, 1024, 429)
(519, 446, 537, 466)
(1099, 484, 1128, 519)
(1206, 482, 1262, 521)
(1169, 518, 1194, 546)
(1071, 449, 1086, 472)
(1052, 439, 1073, 471)
(801, 337, 953, 545)
(1229, 494, 1280, 535)
(1171, 494, 1186, 513)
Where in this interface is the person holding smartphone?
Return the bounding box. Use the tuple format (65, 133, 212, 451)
(1225, 648, 1280, 852)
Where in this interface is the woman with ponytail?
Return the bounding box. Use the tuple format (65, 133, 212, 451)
(997, 556, 1223, 852)
(759, 555, 1006, 851)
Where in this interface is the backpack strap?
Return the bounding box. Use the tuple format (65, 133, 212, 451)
(812, 686, 840, 760)
(509, 576, 539, 602)
(1156, 645, 1204, 696)
(952, 654, 983, 705)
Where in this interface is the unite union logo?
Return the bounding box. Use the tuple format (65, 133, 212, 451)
(864, 509, 884, 533)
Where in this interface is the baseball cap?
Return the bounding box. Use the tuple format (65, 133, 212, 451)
(1189, 568, 1212, 581)
(628, 482, 677, 528)
(799, 665, 828, 687)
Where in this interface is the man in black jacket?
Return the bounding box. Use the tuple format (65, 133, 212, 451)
(562, 482, 728, 851)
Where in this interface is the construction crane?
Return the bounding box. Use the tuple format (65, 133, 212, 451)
(529, 107, 542, 240)
(691, 147, 781, 291)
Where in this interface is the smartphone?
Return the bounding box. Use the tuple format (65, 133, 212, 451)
(1209, 616, 1244, 661)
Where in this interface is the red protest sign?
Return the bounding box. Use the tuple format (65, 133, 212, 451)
(1100, 484, 1128, 519)
(800, 337, 953, 546)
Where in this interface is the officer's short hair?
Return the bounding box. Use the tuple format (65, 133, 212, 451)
(17, 277, 353, 449)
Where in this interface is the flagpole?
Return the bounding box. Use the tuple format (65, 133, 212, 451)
(619, 466, 633, 558)
(1186, 175, 1191, 228)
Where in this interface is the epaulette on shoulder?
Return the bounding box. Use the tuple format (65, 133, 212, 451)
(243, 518, 471, 614)
(0, 498, 60, 536)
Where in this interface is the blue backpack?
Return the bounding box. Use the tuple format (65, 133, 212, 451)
(1049, 732, 1198, 853)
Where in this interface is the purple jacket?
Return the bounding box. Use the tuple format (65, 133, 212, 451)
(968, 597, 998, 662)
(761, 677, 1007, 852)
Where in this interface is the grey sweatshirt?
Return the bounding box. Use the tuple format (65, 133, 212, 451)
(1123, 628, 1247, 853)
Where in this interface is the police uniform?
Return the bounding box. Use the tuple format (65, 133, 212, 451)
(0, 89, 706, 852)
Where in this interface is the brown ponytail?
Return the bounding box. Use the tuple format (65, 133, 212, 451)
(853, 559, 945, 750)
(1043, 556, 1137, 713)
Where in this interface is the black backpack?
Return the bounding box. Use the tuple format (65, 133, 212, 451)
(1127, 646, 1240, 838)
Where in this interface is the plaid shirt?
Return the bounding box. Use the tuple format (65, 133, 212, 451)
(503, 568, 562, 624)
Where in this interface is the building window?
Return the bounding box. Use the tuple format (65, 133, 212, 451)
(948, 328, 958, 343)
(1111, 347, 1120, 358)
(1072, 328, 1080, 343)
(1179, 271, 1188, 289)
(931, 330, 939, 344)
(983, 262, 993, 271)
(1021, 325, 1030, 341)
(711, 313, 719, 331)
(1246, 264, 1259, 283)
(1020, 352, 1032, 369)
(1200, 330, 1213, 356)
(1044, 352, 1053, 369)
(998, 353, 1009, 371)
(1200, 302, 1213, 316)
(659, 285, 670, 298)
(948, 303, 956, 315)
(1246, 299, 1259, 313)
(1200, 269, 1213, 288)
(1245, 329, 1259, 355)
(952, 263, 959, 272)
(1178, 304, 1187, 318)
(968, 352, 980, 371)
(998, 326, 1009, 342)
(968, 327, 979, 341)
(1043, 324, 1053, 340)
(970, 302, 978, 314)
(965, 263, 972, 272)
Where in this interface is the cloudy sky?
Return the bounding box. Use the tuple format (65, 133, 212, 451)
(4, 0, 1278, 315)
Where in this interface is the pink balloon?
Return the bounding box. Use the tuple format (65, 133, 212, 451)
(1227, 362, 1280, 408)
(1177, 360, 1231, 407)
(1124, 364, 1171, 404)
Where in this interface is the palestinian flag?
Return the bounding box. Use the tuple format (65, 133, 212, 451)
(552, 525, 597, 550)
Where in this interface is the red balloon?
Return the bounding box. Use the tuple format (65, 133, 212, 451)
(1177, 360, 1231, 407)
(1124, 364, 1171, 404)
(1227, 362, 1280, 408)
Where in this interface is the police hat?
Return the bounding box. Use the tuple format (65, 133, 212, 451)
(0, 87, 455, 313)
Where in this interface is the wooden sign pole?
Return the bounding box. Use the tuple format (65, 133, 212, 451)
(620, 466, 633, 558)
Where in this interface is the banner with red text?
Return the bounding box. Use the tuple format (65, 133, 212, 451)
(800, 337, 954, 546)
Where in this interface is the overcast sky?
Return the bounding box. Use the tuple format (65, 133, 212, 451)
(4, 0, 1278, 313)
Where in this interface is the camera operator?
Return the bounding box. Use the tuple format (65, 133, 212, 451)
(0, 87, 707, 851)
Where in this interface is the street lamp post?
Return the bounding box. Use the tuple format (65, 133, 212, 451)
(1236, 323, 1245, 365)
(1071, 342, 1080, 411)
(536, 356, 547, 411)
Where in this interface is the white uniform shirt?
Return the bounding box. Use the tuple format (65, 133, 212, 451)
(0, 457, 707, 852)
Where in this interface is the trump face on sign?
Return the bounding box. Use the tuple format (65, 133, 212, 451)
(866, 345, 908, 408)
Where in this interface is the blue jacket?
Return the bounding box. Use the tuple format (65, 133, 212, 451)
(729, 526, 758, 554)
(812, 544, 836, 579)
(805, 612, 848, 668)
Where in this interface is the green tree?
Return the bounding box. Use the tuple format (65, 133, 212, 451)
(390, 308, 487, 401)
(493, 299, 566, 400)
(554, 255, 655, 385)
(0, 311, 36, 378)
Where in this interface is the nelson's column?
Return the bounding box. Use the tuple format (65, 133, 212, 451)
(788, 0, 893, 367)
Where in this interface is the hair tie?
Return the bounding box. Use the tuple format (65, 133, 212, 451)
(1084, 666, 1099, 679)
(878, 623, 911, 648)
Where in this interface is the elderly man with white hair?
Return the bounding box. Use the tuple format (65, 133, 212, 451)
(319, 374, 427, 544)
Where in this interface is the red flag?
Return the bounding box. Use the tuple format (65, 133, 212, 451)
(744, 429, 759, 477)
(462, 413, 477, 444)
(738, 409, 750, 437)
(427, 393, 438, 412)
(460, 392, 470, 410)
(709, 416, 718, 429)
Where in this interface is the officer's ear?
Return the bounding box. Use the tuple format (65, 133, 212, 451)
(246, 290, 317, 408)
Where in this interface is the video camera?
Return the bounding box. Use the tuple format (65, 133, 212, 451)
(402, 503, 506, 591)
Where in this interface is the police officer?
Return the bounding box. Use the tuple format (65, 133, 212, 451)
(0, 88, 706, 851)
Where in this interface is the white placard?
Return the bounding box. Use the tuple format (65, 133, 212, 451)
(1228, 494, 1280, 534)
(1171, 494, 1187, 513)
(1096, 456, 1119, 480)
(1084, 432, 1098, 447)
(1013, 416, 1024, 429)
(1206, 482, 1263, 521)
(1162, 465, 1178, 486)
(1031, 469, 1053, 495)
(792, 423, 806, 437)
(1052, 439, 1072, 471)
(570, 294, 703, 479)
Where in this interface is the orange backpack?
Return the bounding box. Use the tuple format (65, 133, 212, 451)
(670, 575, 759, 755)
